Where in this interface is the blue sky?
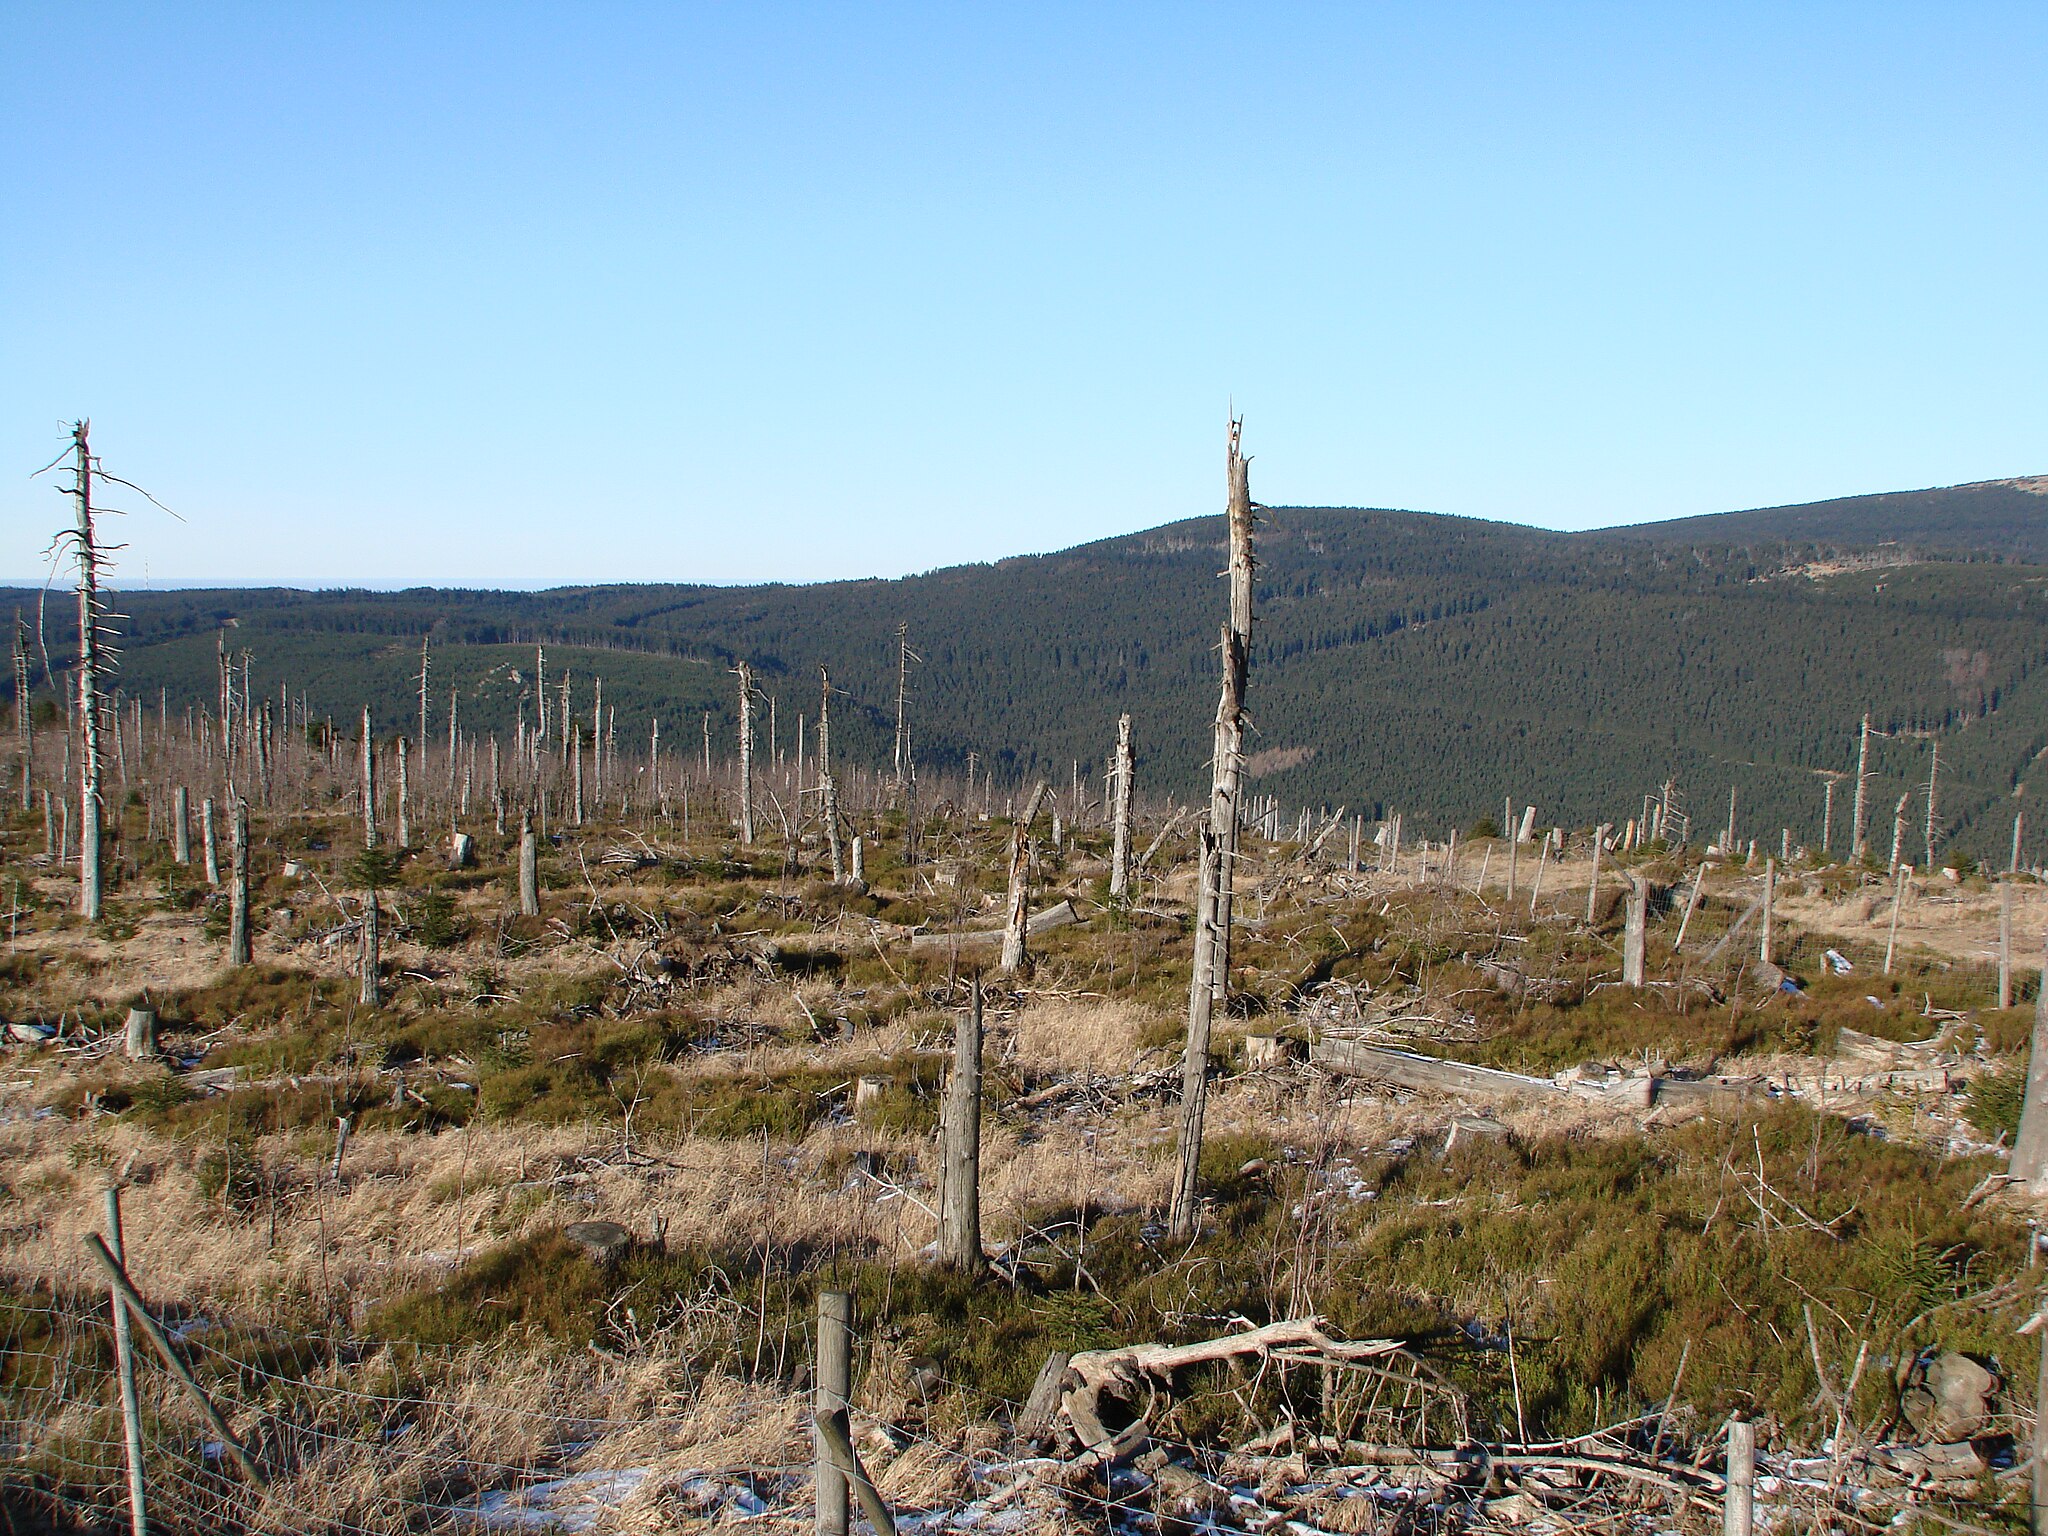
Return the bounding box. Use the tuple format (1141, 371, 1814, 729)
(4, 4, 2045, 586)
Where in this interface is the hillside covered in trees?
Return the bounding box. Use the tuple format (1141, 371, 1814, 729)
(14, 478, 2048, 865)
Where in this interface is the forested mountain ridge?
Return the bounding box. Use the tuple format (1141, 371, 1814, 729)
(13, 478, 2048, 865)
(1593, 476, 2048, 560)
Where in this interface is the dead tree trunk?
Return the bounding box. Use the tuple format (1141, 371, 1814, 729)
(1174, 419, 1254, 1242)
(937, 984, 985, 1273)
(227, 797, 251, 966)
(2012, 930, 2048, 1191)
(1622, 874, 1648, 987)
(819, 668, 844, 883)
(1585, 823, 1608, 924)
(68, 425, 104, 920)
(172, 785, 190, 866)
(201, 797, 220, 888)
(12, 614, 29, 813)
(1000, 782, 1050, 975)
(1851, 713, 1872, 860)
(1206, 431, 1254, 1003)
(571, 724, 585, 827)
(1171, 827, 1221, 1240)
(361, 707, 378, 850)
(737, 662, 755, 846)
(396, 735, 411, 848)
(360, 888, 381, 1008)
(1759, 857, 1775, 967)
(518, 812, 539, 917)
(2000, 880, 2014, 1011)
(1108, 713, 1134, 899)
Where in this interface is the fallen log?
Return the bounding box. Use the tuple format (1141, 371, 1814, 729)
(910, 901, 1081, 952)
(1311, 1037, 1754, 1110)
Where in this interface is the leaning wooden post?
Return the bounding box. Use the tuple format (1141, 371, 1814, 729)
(815, 1409, 898, 1536)
(227, 796, 251, 966)
(1623, 874, 1648, 987)
(84, 1234, 264, 1487)
(1758, 857, 1775, 968)
(2001, 881, 2015, 1010)
(104, 1187, 148, 1536)
(517, 812, 539, 917)
(2010, 929, 2048, 1191)
(172, 784, 190, 866)
(1722, 1417, 1755, 1536)
(814, 1290, 853, 1536)
(1883, 862, 1907, 975)
(1108, 713, 1135, 899)
(1527, 833, 1549, 917)
(938, 984, 985, 1273)
(1585, 824, 1608, 924)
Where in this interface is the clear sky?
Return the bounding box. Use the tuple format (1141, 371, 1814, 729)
(4, 4, 2045, 587)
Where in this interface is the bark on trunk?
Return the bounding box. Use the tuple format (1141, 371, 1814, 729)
(937, 985, 984, 1273)
(518, 812, 539, 917)
(227, 797, 251, 966)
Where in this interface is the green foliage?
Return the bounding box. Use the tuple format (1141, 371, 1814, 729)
(410, 889, 463, 948)
(1967, 1063, 2027, 1141)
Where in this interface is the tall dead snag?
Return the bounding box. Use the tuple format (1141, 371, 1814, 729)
(396, 735, 412, 848)
(361, 707, 378, 850)
(818, 667, 845, 883)
(937, 983, 985, 1273)
(736, 662, 756, 846)
(201, 797, 219, 887)
(1207, 423, 1255, 1003)
(227, 797, 251, 966)
(58, 424, 108, 919)
(1108, 713, 1135, 899)
(1851, 713, 1872, 860)
(1000, 782, 1051, 974)
(172, 785, 190, 866)
(12, 614, 29, 812)
(1171, 419, 1254, 1242)
(2014, 930, 2048, 1191)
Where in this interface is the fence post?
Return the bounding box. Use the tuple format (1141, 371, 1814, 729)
(1723, 1417, 1755, 1536)
(104, 1186, 147, 1536)
(815, 1290, 852, 1536)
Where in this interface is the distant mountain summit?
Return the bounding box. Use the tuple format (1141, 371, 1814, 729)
(1594, 477, 2048, 560)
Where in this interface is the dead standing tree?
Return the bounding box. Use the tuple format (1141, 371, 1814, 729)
(46, 424, 113, 918)
(1171, 418, 1255, 1243)
(999, 782, 1052, 975)
(818, 667, 845, 883)
(735, 661, 756, 846)
(1108, 712, 1135, 899)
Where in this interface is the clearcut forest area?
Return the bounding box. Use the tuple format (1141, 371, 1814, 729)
(5, 451, 2048, 1534)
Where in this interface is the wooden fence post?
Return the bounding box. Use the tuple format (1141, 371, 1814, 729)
(104, 1188, 147, 1536)
(815, 1290, 852, 1536)
(83, 1234, 264, 1487)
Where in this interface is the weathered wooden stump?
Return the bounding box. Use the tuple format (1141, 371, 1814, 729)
(562, 1220, 633, 1267)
